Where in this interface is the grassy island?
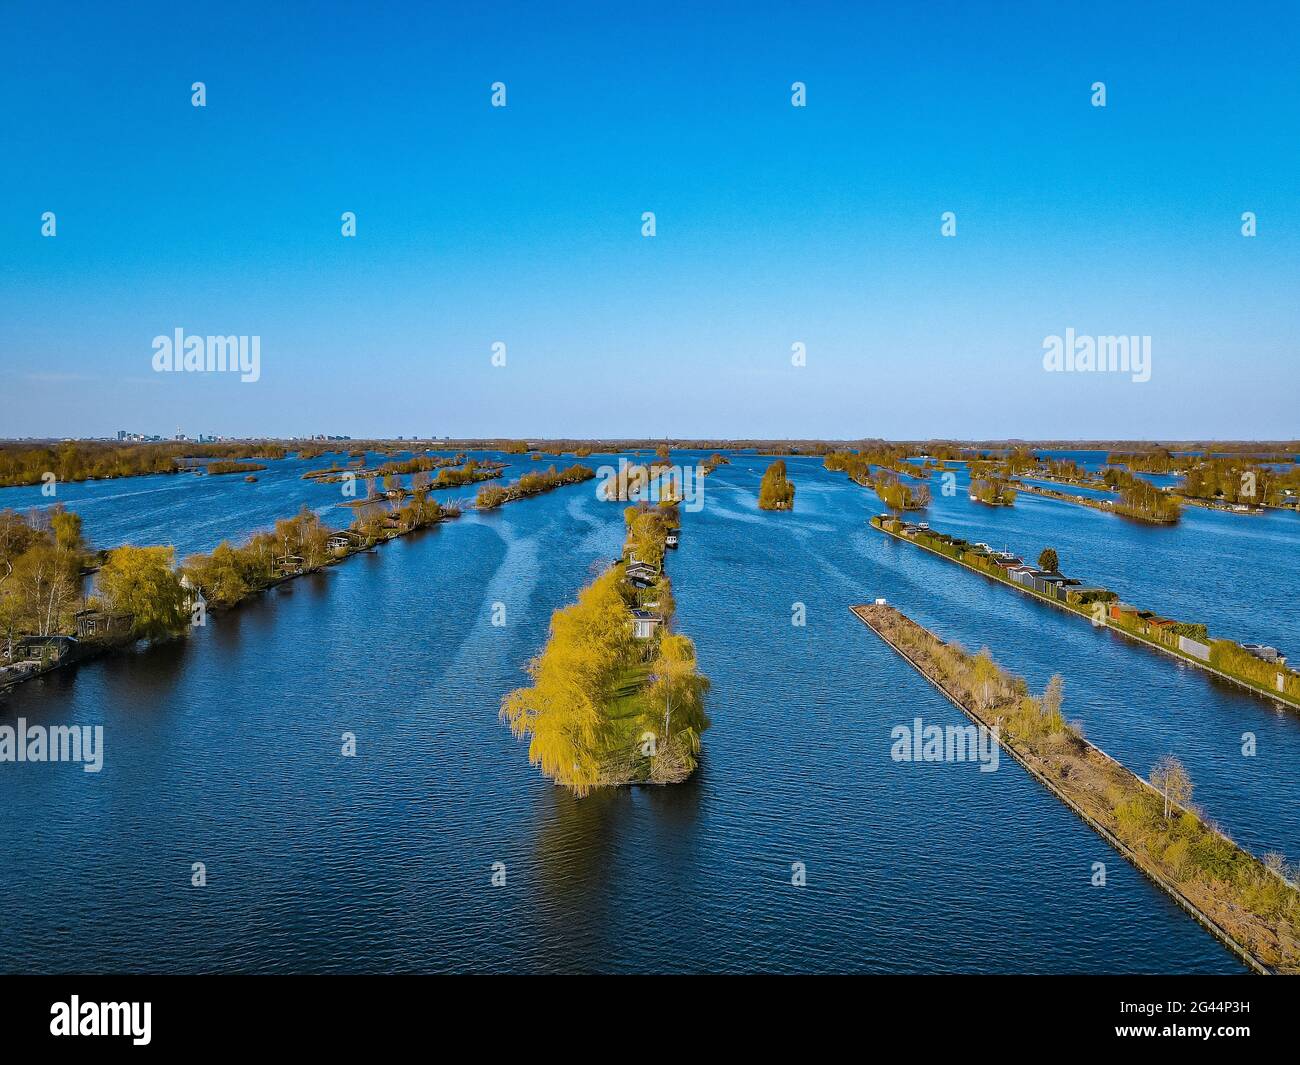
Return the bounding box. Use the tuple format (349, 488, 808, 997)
(372, 453, 466, 478)
(757, 460, 796, 510)
(501, 502, 709, 796)
(475, 464, 594, 509)
(853, 603, 1300, 974)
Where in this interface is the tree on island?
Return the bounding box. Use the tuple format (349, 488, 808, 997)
(1037, 547, 1059, 572)
(1150, 755, 1193, 823)
(758, 460, 796, 511)
(97, 546, 190, 641)
(1040, 674, 1065, 731)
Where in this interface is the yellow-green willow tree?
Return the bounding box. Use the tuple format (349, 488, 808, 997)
(502, 502, 708, 797)
(643, 633, 710, 783)
(500, 568, 638, 796)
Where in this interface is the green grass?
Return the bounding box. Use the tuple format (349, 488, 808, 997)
(601, 664, 655, 780)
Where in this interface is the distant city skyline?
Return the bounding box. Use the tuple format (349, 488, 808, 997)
(2, 1, 1297, 439)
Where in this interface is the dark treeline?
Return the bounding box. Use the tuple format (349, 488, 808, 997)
(0, 441, 289, 488)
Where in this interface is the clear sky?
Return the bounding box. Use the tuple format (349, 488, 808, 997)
(2, 1, 1297, 440)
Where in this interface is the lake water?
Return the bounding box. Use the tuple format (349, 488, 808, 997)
(3, 449, 1297, 972)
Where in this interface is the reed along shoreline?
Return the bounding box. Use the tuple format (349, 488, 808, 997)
(851, 602, 1300, 975)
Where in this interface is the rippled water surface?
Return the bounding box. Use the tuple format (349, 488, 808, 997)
(4, 449, 1297, 972)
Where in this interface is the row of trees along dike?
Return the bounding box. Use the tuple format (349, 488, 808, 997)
(856, 603, 1300, 973)
(500, 500, 710, 796)
(0, 441, 289, 488)
(872, 515, 1300, 707)
(757, 460, 796, 510)
(476, 464, 595, 509)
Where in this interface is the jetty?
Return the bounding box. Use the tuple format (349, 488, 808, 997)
(851, 601, 1299, 975)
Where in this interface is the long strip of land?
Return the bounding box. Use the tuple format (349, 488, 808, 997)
(851, 602, 1300, 974)
(500, 500, 709, 795)
(1009, 479, 1180, 523)
(871, 514, 1300, 712)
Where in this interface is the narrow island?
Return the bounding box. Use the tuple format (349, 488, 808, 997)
(852, 602, 1300, 975)
(476, 464, 595, 509)
(871, 514, 1300, 710)
(501, 501, 709, 796)
(1011, 476, 1181, 523)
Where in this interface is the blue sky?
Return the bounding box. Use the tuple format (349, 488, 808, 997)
(2, 1, 1297, 440)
